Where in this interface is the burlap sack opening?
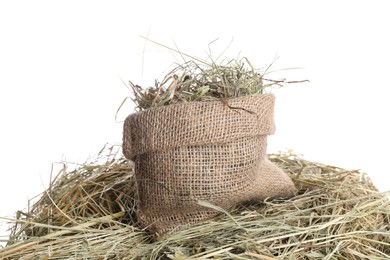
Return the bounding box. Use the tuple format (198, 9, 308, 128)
(123, 94, 296, 234)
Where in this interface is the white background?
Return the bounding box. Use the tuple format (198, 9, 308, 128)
(1, 1, 389, 244)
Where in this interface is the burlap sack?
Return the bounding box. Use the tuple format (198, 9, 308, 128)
(123, 94, 296, 234)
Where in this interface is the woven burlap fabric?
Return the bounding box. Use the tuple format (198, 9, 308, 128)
(123, 94, 296, 234)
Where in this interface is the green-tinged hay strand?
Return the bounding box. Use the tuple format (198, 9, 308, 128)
(1, 147, 389, 259)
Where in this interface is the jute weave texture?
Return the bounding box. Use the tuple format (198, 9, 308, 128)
(123, 94, 296, 234)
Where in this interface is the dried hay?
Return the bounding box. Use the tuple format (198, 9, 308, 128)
(122, 39, 308, 112)
(1, 147, 389, 259)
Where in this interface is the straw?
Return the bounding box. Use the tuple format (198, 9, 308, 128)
(1, 147, 389, 259)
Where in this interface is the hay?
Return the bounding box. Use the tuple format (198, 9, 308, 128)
(129, 58, 269, 111)
(124, 39, 308, 111)
(1, 147, 389, 259)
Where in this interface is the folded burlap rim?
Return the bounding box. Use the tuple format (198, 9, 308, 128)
(123, 94, 276, 159)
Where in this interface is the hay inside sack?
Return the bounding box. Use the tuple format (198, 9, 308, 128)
(1, 147, 389, 259)
(119, 38, 309, 113)
(125, 56, 307, 112)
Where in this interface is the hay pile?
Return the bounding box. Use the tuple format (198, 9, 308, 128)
(1, 146, 389, 259)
